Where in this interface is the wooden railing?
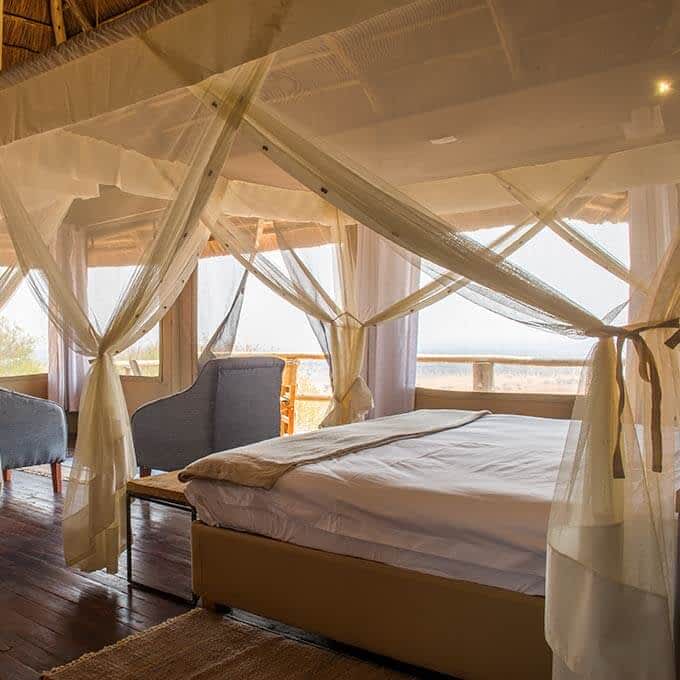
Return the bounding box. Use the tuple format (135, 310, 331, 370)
(114, 352, 584, 395)
(416, 354, 583, 392)
(237, 352, 584, 398)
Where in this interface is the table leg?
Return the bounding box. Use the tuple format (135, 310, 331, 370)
(126, 492, 133, 583)
(191, 507, 197, 606)
(125, 491, 196, 606)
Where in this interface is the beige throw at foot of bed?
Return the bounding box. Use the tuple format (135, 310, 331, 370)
(179, 409, 489, 489)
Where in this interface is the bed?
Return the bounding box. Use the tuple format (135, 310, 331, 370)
(184, 412, 567, 679)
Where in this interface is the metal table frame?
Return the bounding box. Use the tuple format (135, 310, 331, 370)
(126, 489, 198, 606)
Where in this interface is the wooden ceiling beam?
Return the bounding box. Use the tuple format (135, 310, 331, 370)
(49, 0, 67, 44)
(486, 0, 522, 81)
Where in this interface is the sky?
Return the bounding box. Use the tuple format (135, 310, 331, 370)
(0, 219, 630, 364)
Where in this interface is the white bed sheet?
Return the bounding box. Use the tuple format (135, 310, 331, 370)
(185, 413, 571, 596)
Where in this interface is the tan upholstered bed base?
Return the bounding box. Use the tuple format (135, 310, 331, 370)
(191, 522, 552, 680)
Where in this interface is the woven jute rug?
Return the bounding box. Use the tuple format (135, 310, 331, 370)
(42, 609, 416, 679)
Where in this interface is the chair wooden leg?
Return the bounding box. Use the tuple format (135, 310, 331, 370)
(2, 469, 11, 484)
(50, 462, 62, 493)
(139, 466, 151, 478)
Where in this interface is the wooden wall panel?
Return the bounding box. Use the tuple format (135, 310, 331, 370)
(0, 373, 48, 398)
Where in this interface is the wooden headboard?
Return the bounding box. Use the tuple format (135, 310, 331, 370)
(415, 388, 576, 420)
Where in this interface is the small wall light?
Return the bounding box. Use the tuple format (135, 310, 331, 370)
(429, 135, 459, 145)
(656, 79, 673, 96)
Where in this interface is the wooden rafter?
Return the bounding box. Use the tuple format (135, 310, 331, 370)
(3, 42, 40, 53)
(66, 0, 93, 33)
(486, 0, 522, 81)
(3, 12, 52, 28)
(50, 0, 67, 44)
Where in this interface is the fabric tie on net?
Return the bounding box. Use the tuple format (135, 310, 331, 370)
(586, 318, 680, 478)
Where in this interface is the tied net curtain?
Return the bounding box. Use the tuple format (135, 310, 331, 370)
(208, 211, 431, 426)
(0, 57, 273, 572)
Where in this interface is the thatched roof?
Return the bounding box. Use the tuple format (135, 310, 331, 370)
(0, 0, 156, 70)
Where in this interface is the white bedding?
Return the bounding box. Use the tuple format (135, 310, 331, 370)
(185, 413, 570, 596)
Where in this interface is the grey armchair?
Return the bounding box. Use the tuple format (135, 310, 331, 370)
(131, 357, 284, 475)
(0, 388, 68, 492)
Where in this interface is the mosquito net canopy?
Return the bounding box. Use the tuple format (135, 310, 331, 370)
(0, 1, 679, 679)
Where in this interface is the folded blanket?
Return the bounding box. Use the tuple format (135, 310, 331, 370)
(179, 409, 489, 489)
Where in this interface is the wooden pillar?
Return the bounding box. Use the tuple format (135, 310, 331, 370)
(169, 271, 198, 393)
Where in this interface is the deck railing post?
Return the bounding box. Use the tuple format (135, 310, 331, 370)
(472, 361, 494, 391)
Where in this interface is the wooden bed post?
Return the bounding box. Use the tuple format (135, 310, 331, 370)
(2, 469, 11, 483)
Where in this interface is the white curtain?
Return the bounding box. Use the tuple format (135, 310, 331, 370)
(627, 183, 678, 417)
(629, 184, 677, 320)
(357, 226, 419, 418)
(49, 222, 88, 411)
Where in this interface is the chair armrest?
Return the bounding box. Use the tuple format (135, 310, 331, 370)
(0, 390, 67, 469)
(131, 378, 216, 472)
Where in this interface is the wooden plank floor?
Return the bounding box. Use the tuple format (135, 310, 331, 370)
(0, 470, 191, 680)
(1, 469, 450, 680)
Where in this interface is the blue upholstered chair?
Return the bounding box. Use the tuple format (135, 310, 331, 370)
(0, 388, 68, 492)
(131, 357, 284, 476)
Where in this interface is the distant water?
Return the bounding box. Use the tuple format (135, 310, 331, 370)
(418, 339, 592, 360)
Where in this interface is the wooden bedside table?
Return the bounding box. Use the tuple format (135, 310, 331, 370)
(126, 471, 197, 605)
